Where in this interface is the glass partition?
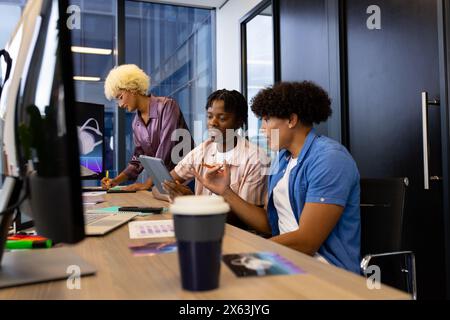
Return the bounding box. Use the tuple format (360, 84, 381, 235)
(241, 0, 278, 153)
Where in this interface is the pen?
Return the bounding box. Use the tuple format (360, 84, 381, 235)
(106, 170, 109, 179)
(6, 239, 52, 249)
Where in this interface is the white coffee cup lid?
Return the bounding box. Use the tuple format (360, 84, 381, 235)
(170, 195, 230, 215)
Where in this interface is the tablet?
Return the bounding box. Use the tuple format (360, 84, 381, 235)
(139, 155, 173, 194)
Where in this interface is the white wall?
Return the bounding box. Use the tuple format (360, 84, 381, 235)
(216, 0, 263, 90)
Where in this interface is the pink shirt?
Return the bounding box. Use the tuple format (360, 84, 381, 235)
(123, 95, 192, 180)
(174, 136, 270, 205)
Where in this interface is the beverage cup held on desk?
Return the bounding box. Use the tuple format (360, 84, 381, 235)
(170, 195, 229, 291)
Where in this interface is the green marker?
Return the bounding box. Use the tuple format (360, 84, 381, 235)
(6, 239, 52, 250)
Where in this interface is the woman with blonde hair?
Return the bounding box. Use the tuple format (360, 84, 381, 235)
(102, 64, 192, 189)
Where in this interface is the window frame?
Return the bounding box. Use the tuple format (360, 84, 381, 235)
(240, 0, 280, 101)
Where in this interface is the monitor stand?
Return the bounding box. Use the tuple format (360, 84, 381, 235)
(0, 176, 96, 289)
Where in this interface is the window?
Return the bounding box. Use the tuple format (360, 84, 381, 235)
(125, 1, 215, 172)
(0, 0, 26, 179)
(241, 0, 279, 153)
(69, 0, 117, 179)
(0, 1, 24, 52)
(2, 0, 216, 185)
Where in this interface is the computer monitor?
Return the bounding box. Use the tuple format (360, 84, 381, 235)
(76, 101, 105, 179)
(0, 0, 95, 288)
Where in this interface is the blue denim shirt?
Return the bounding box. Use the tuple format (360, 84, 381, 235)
(267, 129, 361, 273)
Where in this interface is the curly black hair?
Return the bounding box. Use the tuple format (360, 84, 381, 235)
(205, 89, 248, 129)
(250, 81, 332, 126)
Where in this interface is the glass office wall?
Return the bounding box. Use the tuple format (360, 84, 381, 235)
(69, 0, 117, 178)
(0, 1, 25, 50)
(245, 5, 274, 140)
(125, 1, 215, 165)
(0, 0, 27, 179)
(241, 0, 277, 157)
(1, 0, 215, 184)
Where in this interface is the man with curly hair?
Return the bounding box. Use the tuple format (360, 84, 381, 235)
(193, 81, 361, 273)
(155, 89, 270, 228)
(102, 64, 192, 190)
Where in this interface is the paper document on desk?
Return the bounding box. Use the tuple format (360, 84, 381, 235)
(86, 206, 161, 216)
(129, 241, 177, 256)
(82, 191, 106, 204)
(223, 252, 305, 277)
(86, 206, 121, 213)
(128, 220, 174, 239)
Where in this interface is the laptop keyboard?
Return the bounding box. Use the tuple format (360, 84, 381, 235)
(84, 213, 111, 225)
(89, 219, 121, 227)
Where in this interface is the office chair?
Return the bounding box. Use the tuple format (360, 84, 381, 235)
(359, 177, 417, 299)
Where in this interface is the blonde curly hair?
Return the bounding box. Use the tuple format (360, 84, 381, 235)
(104, 64, 150, 100)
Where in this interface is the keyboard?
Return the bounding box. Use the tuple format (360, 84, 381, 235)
(84, 212, 137, 235)
(84, 213, 111, 225)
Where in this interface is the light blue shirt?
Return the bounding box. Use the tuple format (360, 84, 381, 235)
(267, 129, 361, 273)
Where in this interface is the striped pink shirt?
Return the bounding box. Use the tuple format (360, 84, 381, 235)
(174, 136, 270, 205)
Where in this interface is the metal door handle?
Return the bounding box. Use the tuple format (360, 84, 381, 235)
(422, 92, 440, 190)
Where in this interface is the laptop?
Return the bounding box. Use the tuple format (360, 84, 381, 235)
(84, 212, 137, 236)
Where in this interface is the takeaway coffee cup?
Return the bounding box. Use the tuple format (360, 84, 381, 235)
(170, 195, 230, 291)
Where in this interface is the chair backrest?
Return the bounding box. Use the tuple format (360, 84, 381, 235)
(360, 177, 408, 256)
(360, 177, 416, 297)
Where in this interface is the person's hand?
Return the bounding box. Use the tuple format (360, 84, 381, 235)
(152, 186, 171, 202)
(122, 182, 150, 191)
(192, 161, 231, 196)
(101, 177, 118, 189)
(162, 180, 194, 200)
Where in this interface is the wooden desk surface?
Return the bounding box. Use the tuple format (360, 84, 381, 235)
(0, 191, 410, 299)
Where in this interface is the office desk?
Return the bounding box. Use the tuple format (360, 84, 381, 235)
(0, 191, 410, 299)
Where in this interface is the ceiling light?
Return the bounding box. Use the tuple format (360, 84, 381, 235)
(73, 76, 101, 81)
(71, 46, 112, 55)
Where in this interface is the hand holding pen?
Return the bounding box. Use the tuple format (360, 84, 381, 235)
(101, 170, 117, 189)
